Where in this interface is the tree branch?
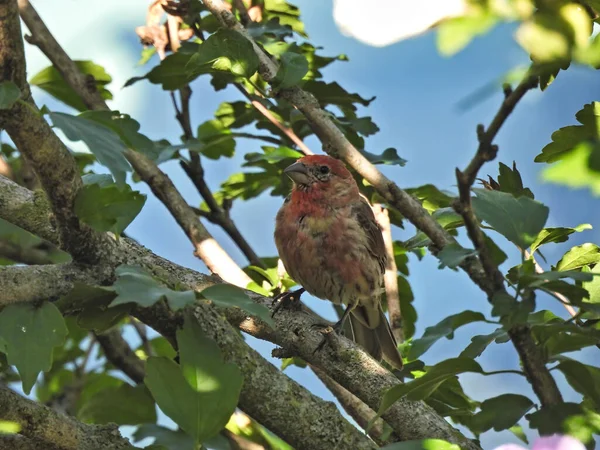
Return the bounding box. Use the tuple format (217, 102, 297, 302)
(372, 204, 403, 342)
(17, 0, 252, 287)
(94, 329, 146, 384)
(0, 383, 134, 450)
(311, 366, 398, 447)
(0, 179, 383, 450)
(0, 179, 480, 449)
(0, 239, 56, 265)
(0, 0, 111, 264)
(454, 77, 563, 408)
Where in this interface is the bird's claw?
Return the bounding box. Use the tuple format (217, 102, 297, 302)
(271, 289, 304, 318)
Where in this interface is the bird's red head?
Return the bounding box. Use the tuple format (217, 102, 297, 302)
(284, 155, 358, 206)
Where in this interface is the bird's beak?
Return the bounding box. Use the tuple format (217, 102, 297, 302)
(284, 161, 311, 185)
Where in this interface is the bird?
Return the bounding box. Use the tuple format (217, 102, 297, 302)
(273, 154, 403, 370)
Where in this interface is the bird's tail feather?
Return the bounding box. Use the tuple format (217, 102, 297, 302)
(348, 305, 403, 370)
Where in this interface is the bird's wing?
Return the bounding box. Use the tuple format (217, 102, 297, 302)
(352, 197, 387, 273)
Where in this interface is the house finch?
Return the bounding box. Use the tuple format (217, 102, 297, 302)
(274, 155, 403, 370)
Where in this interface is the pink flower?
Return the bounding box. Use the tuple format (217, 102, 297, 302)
(494, 435, 586, 450)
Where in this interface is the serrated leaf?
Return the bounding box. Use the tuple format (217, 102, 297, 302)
(530, 224, 592, 254)
(30, 61, 112, 111)
(493, 161, 534, 199)
(273, 52, 309, 89)
(74, 182, 146, 236)
(472, 188, 549, 249)
(49, 112, 131, 185)
(409, 311, 486, 360)
(377, 358, 483, 420)
(0, 302, 68, 394)
(437, 9, 497, 56)
(145, 318, 243, 444)
(78, 384, 157, 425)
(129, 30, 259, 90)
(110, 265, 196, 311)
(200, 284, 274, 327)
(557, 243, 600, 271)
(542, 142, 600, 196)
(196, 120, 236, 159)
(536, 102, 600, 164)
(0, 81, 21, 109)
(471, 394, 534, 433)
(436, 244, 477, 270)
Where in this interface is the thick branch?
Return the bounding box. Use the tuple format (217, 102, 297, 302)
(0, 0, 110, 263)
(125, 149, 252, 287)
(0, 181, 479, 449)
(17, 0, 252, 287)
(311, 366, 398, 447)
(454, 77, 563, 408)
(0, 384, 134, 450)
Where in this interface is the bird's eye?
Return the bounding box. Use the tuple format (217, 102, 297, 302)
(319, 165, 330, 174)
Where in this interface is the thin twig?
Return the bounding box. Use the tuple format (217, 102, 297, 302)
(233, 83, 314, 155)
(95, 329, 146, 384)
(169, 82, 266, 269)
(372, 204, 403, 342)
(233, 0, 252, 26)
(454, 76, 563, 408)
(130, 317, 153, 357)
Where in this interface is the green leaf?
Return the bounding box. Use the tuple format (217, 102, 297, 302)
(79, 110, 156, 156)
(437, 9, 497, 56)
(0, 218, 70, 265)
(78, 384, 157, 425)
(378, 358, 483, 418)
(381, 439, 461, 450)
(272, 52, 309, 89)
(472, 188, 549, 249)
(30, 61, 112, 111)
(542, 142, 600, 196)
(535, 102, 600, 164)
(517, 4, 591, 65)
(556, 243, 600, 271)
(436, 244, 477, 269)
(145, 318, 243, 444)
(0, 81, 21, 109)
(0, 302, 68, 394)
(49, 112, 131, 185)
(196, 120, 236, 159)
(200, 284, 274, 327)
(530, 224, 592, 254)
(494, 161, 534, 199)
(130, 30, 259, 90)
(459, 329, 508, 359)
(133, 424, 195, 450)
(361, 148, 406, 166)
(409, 311, 486, 360)
(74, 182, 146, 236)
(404, 185, 455, 212)
(527, 402, 586, 436)
(110, 265, 196, 311)
(556, 360, 600, 410)
(470, 394, 534, 433)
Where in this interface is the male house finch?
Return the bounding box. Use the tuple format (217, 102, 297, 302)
(274, 155, 403, 370)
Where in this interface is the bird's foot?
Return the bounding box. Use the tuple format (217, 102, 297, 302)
(271, 288, 305, 318)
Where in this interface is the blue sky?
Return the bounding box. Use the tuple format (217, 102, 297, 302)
(18, 1, 600, 448)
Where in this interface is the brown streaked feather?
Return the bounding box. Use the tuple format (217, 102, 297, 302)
(352, 197, 387, 273)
